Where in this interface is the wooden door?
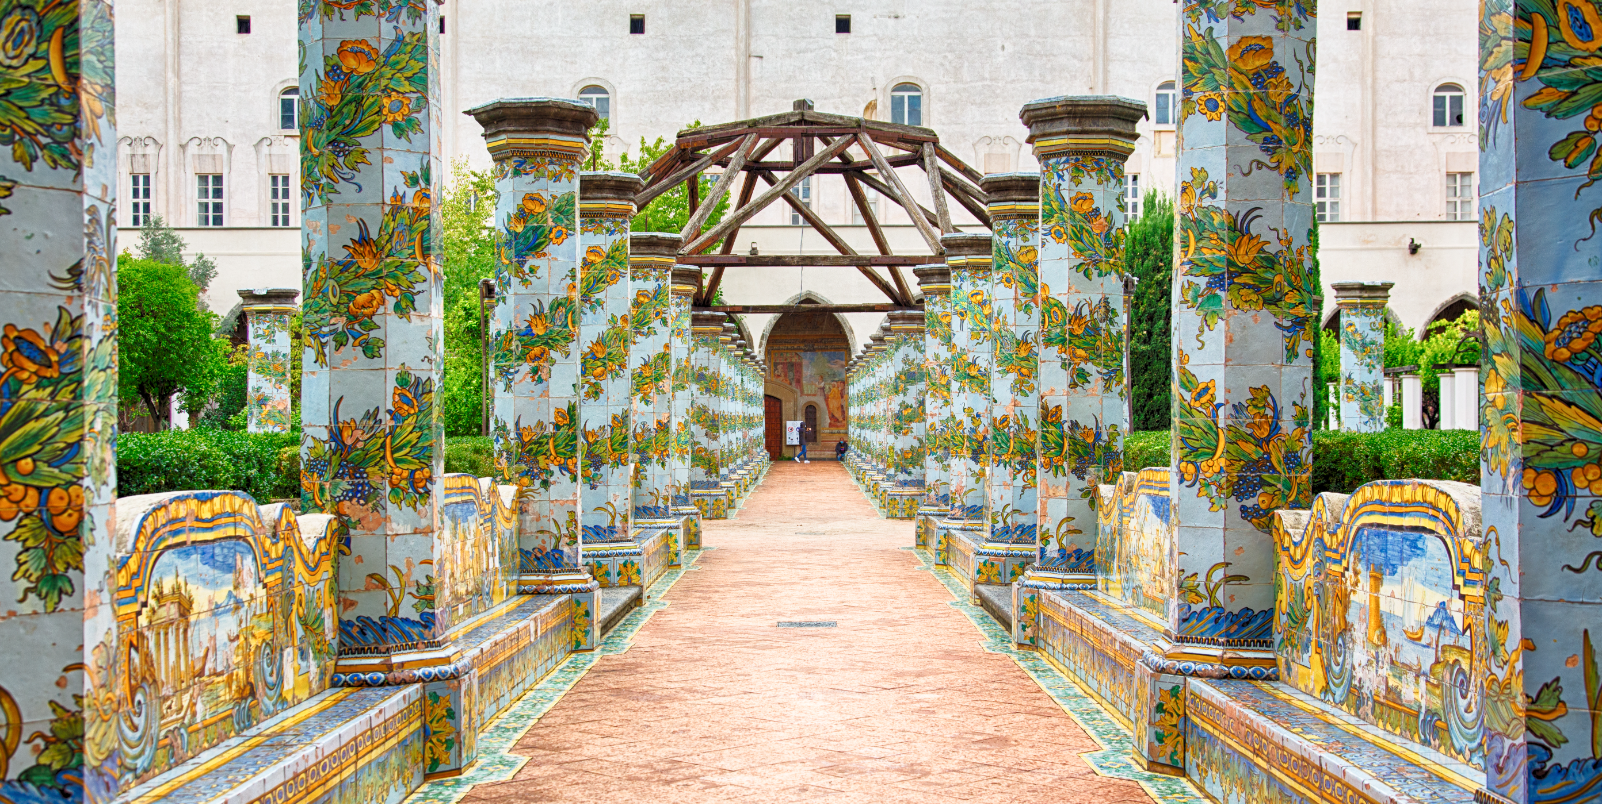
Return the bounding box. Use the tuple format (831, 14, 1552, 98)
(764, 395, 784, 459)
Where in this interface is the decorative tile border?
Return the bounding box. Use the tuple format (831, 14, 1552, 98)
(403, 549, 708, 803)
(909, 547, 1205, 804)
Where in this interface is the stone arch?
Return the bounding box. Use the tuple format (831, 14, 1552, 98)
(1423, 293, 1477, 338)
(762, 301, 852, 458)
(758, 291, 856, 360)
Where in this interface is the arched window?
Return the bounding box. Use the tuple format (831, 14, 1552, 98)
(1433, 84, 1464, 127)
(579, 85, 611, 121)
(890, 83, 922, 126)
(279, 87, 299, 131)
(803, 405, 819, 441)
(1155, 81, 1176, 126)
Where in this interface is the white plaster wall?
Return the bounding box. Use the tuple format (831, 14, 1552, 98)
(1316, 221, 1479, 336)
(116, 0, 1479, 330)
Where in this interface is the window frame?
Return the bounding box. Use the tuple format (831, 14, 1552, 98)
(1445, 172, 1475, 221)
(578, 85, 611, 122)
(789, 176, 812, 226)
(1154, 81, 1177, 127)
(129, 173, 152, 227)
(279, 87, 300, 132)
(270, 173, 294, 228)
(197, 173, 225, 227)
(1124, 174, 1142, 219)
(890, 83, 923, 127)
(1315, 172, 1341, 223)
(1432, 84, 1465, 128)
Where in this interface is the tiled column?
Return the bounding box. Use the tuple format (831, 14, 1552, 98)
(668, 267, 703, 545)
(466, 99, 595, 585)
(239, 288, 299, 433)
(867, 329, 890, 484)
(0, 1, 116, 796)
(718, 324, 739, 506)
(887, 310, 926, 518)
(628, 233, 678, 525)
(1022, 96, 1145, 581)
(577, 173, 642, 547)
(689, 312, 727, 519)
(915, 264, 955, 543)
(1478, 3, 1601, 797)
(303, 4, 448, 656)
(1168, 2, 1316, 673)
(943, 233, 994, 525)
(980, 173, 1041, 547)
(1334, 282, 1392, 433)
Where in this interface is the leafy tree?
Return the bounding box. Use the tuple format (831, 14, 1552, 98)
(118, 257, 224, 428)
(135, 215, 218, 294)
(1126, 190, 1173, 432)
(441, 160, 498, 436)
(196, 343, 250, 430)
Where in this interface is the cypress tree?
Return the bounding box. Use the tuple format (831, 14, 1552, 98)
(1125, 190, 1173, 433)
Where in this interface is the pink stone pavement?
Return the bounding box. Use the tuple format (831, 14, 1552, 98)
(460, 462, 1155, 803)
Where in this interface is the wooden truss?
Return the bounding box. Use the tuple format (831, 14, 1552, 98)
(635, 103, 989, 307)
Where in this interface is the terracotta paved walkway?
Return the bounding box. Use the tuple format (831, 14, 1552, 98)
(463, 462, 1154, 803)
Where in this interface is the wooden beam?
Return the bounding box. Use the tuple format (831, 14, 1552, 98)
(683, 134, 857, 255)
(695, 304, 919, 314)
(845, 174, 892, 256)
(682, 134, 756, 241)
(849, 169, 941, 230)
(922, 143, 956, 233)
(935, 143, 985, 185)
(680, 254, 934, 266)
(637, 136, 747, 207)
(685, 175, 700, 229)
(858, 133, 944, 254)
(713, 170, 761, 256)
(758, 171, 855, 256)
(702, 266, 724, 306)
(940, 170, 992, 228)
(738, 154, 921, 173)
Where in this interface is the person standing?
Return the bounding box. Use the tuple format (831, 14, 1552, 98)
(795, 421, 813, 463)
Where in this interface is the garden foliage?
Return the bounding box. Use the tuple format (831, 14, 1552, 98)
(118, 429, 299, 502)
(1122, 429, 1479, 495)
(1126, 191, 1173, 433)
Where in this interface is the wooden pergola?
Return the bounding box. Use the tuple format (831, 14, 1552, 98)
(635, 100, 990, 312)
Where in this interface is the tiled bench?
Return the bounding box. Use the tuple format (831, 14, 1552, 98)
(119, 686, 424, 804)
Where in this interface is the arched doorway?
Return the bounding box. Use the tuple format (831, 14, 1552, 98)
(764, 395, 783, 459)
(764, 308, 850, 460)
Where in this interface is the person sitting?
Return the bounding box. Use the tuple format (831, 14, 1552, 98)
(834, 440, 848, 460)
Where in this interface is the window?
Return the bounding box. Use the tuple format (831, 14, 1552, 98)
(197, 174, 224, 227)
(1315, 173, 1341, 222)
(851, 194, 877, 225)
(1433, 84, 1465, 127)
(236, 15, 250, 34)
(439, 16, 445, 34)
(836, 14, 851, 33)
(1445, 172, 1474, 220)
(1154, 81, 1176, 126)
(579, 85, 610, 121)
(789, 177, 812, 225)
(130, 174, 152, 227)
(1124, 174, 1142, 218)
(890, 83, 922, 126)
(629, 14, 644, 34)
(271, 174, 293, 227)
(280, 87, 299, 131)
(1347, 12, 1361, 30)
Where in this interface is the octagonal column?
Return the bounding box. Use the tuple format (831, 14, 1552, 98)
(915, 264, 956, 541)
(466, 99, 595, 582)
(887, 310, 926, 517)
(1022, 95, 1146, 581)
(239, 288, 299, 433)
(669, 267, 703, 545)
(1477, 2, 1601, 798)
(689, 312, 727, 519)
(577, 173, 642, 549)
(943, 233, 994, 524)
(1334, 282, 1392, 433)
(304, 4, 446, 656)
(628, 233, 679, 524)
(980, 173, 1042, 547)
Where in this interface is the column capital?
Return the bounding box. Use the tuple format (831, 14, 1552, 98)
(671, 266, 702, 297)
(912, 263, 952, 293)
(237, 287, 299, 311)
(580, 171, 643, 211)
(719, 323, 739, 344)
(465, 98, 598, 161)
(1020, 95, 1147, 159)
(1331, 281, 1395, 306)
(889, 310, 925, 334)
(630, 231, 682, 259)
(980, 173, 1040, 210)
(691, 311, 725, 333)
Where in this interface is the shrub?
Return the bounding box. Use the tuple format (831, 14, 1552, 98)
(1120, 429, 1479, 496)
(119, 429, 298, 502)
(444, 436, 497, 478)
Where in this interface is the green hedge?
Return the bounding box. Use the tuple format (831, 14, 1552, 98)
(118, 431, 503, 503)
(1120, 429, 1479, 495)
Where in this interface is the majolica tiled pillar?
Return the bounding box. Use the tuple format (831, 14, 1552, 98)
(887, 311, 926, 518)
(1333, 282, 1392, 433)
(629, 233, 679, 525)
(1022, 96, 1145, 582)
(943, 233, 994, 525)
(578, 173, 642, 548)
(980, 173, 1042, 547)
(915, 264, 955, 544)
(467, 99, 596, 583)
(719, 325, 740, 505)
(669, 267, 703, 546)
(239, 289, 299, 433)
(1, 1, 116, 796)
(1169, 4, 1315, 673)
(689, 312, 727, 518)
(304, 4, 447, 656)
(1478, 4, 1601, 800)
